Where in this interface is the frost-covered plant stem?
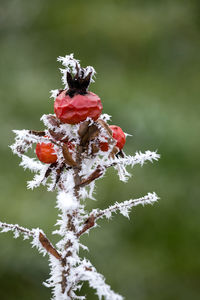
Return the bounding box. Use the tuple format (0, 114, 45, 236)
(61, 150, 82, 298)
(1, 54, 160, 300)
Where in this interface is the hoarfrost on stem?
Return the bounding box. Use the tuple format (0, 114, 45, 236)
(1, 53, 160, 300)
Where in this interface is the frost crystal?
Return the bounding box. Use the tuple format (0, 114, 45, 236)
(50, 89, 59, 100)
(1, 54, 160, 300)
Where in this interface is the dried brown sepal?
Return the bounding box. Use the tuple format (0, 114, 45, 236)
(29, 130, 46, 137)
(54, 163, 66, 187)
(62, 144, 77, 167)
(49, 129, 66, 141)
(85, 267, 92, 272)
(116, 150, 125, 158)
(96, 119, 112, 137)
(88, 124, 100, 140)
(77, 214, 95, 237)
(80, 123, 99, 146)
(46, 115, 61, 128)
(16, 139, 31, 154)
(78, 120, 90, 138)
(91, 143, 99, 154)
(39, 232, 61, 260)
(43, 163, 71, 190)
(66, 63, 92, 97)
(109, 146, 119, 159)
(16, 145, 25, 154)
(44, 163, 55, 179)
(78, 167, 103, 188)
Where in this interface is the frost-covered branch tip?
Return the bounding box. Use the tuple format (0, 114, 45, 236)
(95, 192, 159, 220)
(0, 222, 61, 259)
(76, 259, 124, 300)
(105, 151, 160, 169)
(0, 221, 34, 239)
(99, 150, 160, 182)
(77, 193, 159, 237)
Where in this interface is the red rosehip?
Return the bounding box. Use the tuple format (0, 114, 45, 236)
(100, 141, 109, 152)
(36, 141, 57, 164)
(110, 125, 126, 150)
(54, 91, 102, 124)
(100, 125, 126, 151)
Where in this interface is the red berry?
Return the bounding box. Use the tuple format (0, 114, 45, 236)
(54, 91, 103, 124)
(110, 125, 126, 150)
(36, 141, 57, 164)
(100, 125, 126, 151)
(100, 141, 109, 152)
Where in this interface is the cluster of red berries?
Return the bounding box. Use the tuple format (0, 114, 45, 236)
(36, 70, 126, 164)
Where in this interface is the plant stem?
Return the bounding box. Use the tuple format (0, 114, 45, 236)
(60, 145, 83, 298)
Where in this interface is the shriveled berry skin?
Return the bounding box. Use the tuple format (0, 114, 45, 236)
(110, 125, 126, 150)
(54, 91, 103, 124)
(36, 142, 57, 164)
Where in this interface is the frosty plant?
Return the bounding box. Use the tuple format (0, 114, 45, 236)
(1, 54, 160, 300)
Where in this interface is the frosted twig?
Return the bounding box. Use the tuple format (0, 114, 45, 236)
(0, 221, 34, 238)
(77, 151, 159, 188)
(75, 259, 124, 300)
(94, 192, 159, 219)
(0, 222, 61, 259)
(77, 193, 159, 236)
(103, 151, 160, 169)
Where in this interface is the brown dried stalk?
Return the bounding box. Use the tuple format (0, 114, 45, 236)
(60, 144, 83, 297)
(76, 215, 95, 237)
(39, 232, 61, 260)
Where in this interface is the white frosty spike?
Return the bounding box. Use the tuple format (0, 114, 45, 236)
(77, 193, 159, 237)
(92, 192, 159, 221)
(75, 259, 124, 300)
(0, 222, 33, 239)
(103, 151, 160, 182)
(20, 155, 43, 172)
(0, 222, 48, 256)
(100, 113, 112, 122)
(50, 89, 59, 100)
(105, 151, 160, 169)
(27, 164, 50, 189)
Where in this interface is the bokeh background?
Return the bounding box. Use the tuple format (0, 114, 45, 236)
(0, 0, 200, 299)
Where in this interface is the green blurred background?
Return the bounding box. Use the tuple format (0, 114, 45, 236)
(0, 0, 200, 299)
